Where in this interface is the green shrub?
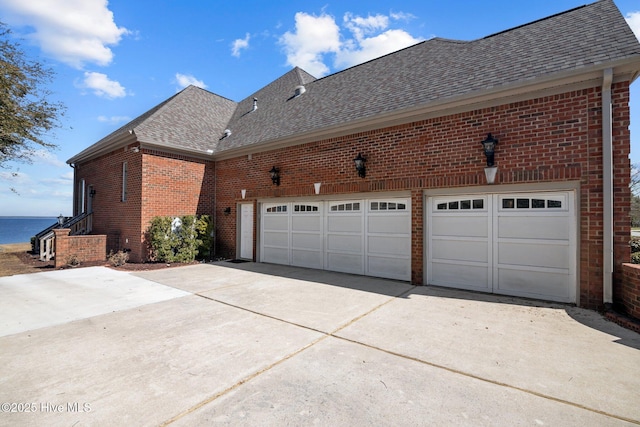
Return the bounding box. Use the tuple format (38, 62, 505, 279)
(632, 252, 640, 265)
(147, 215, 213, 263)
(631, 237, 640, 254)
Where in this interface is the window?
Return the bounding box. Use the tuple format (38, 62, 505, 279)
(501, 195, 564, 210)
(77, 179, 86, 213)
(371, 201, 407, 211)
(294, 204, 318, 212)
(121, 162, 127, 202)
(266, 205, 287, 213)
(330, 202, 360, 212)
(436, 198, 484, 211)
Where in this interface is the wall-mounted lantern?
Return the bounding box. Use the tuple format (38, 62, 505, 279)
(224, 207, 231, 215)
(269, 166, 280, 186)
(481, 133, 499, 184)
(57, 214, 65, 226)
(481, 133, 498, 167)
(354, 153, 367, 178)
(89, 188, 96, 198)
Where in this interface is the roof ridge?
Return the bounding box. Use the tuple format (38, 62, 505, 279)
(481, 1, 596, 40)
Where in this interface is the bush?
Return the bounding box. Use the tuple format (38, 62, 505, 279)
(632, 252, 640, 265)
(147, 215, 213, 263)
(108, 250, 129, 267)
(631, 237, 640, 254)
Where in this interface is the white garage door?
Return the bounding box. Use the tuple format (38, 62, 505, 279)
(261, 198, 411, 281)
(427, 191, 576, 303)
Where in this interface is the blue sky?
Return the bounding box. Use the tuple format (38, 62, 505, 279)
(0, 0, 639, 216)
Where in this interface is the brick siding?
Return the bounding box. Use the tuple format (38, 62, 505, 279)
(74, 147, 215, 262)
(619, 264, 640, 321)
(54, 228, 106, 269)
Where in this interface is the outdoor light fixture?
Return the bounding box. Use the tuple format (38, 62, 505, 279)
(269, 166, 280, 186)
(354, 153, 366, 178)
(481, 133, 498, 167)
(89, 188, 96, 198)
(57, 214, 65, 226)
(224, 207, 231, 215)
(481, 133, 499, 184)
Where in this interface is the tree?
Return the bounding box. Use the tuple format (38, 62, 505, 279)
(0, 22, 64, 168)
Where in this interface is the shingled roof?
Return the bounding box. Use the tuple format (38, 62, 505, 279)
(68, 86, 237, 163)
(69, 0, 640, 164)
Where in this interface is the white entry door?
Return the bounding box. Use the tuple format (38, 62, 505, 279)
(427, 191, 576, 303)
(239, 203, 254, 259)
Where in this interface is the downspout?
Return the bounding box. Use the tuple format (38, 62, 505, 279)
(602, 68, 613, 306)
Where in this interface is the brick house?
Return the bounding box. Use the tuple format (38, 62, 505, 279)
(67, 0, 640, 311)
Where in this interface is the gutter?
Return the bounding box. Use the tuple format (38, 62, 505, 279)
(602, 68, 613, 306)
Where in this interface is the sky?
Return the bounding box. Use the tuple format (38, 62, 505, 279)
(0, 0, 639, 217)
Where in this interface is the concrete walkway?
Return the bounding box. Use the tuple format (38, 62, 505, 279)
(0, 262, 638, 426)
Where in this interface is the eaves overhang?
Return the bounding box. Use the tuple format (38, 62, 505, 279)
(67, 131, 138, 165)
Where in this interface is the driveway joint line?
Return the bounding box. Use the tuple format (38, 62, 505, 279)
(169, 286, 639, 426)
(330, 336, 640, 425)
(160, 287, 414, 425)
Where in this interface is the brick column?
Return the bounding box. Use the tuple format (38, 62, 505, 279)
(54, 228, 71, 269)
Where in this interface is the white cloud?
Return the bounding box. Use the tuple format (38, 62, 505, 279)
(336, 28, 421, 69)
(175, 73, 207, 89)
(626, 11, 640, 41)
(0, 0, 129, 68)
(31, 150, 65, 167)
(231, 33, 250, 57)
(279, 10, 422, 77)
(77, 72, 127, 99)
(0, 170, 30, 184)
(98, 115, 131, 124)
(279, 12, 341, 77)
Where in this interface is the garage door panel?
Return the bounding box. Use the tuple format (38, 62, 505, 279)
(367, 235, 410, 256)
(262, 231, 288, 248)
(263, 215, 288, 230)
(262, 247, 289, 265)
(498, 242, 568, 269)
(431, 262, 490, 290)
(292, 249, 323, 269)
(367, 216, 409, 234)
(498, 216, 570, 240)
(432, 239, 488, 263)
(431, 216, 488, 238)
(292, 233, 322, 250)
(327, 216, 361, 232)
(327, 234, 362, 252)
(291, 216, 321, 232)
(327, 253, 363, 275)
(496, 268, 571, 301)
(368, 255, 410, 280)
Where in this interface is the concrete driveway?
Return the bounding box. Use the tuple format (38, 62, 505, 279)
(0, 262, 639, 426)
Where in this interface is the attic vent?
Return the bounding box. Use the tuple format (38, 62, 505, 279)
(294, 85, 306, 97)
(220, 129, 231, 140)
(252, 98, 258, 111)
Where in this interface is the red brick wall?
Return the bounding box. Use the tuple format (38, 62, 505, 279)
(215, 83, 631, 310)
(74, 146, 142, 260)
(74, 147, 215, 262)
(140, 151, 215, 260)
(54, 228, 106, 269)
(619, 264, 640, 321)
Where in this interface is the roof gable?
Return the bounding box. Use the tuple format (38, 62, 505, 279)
(68, 86, 237, 163)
